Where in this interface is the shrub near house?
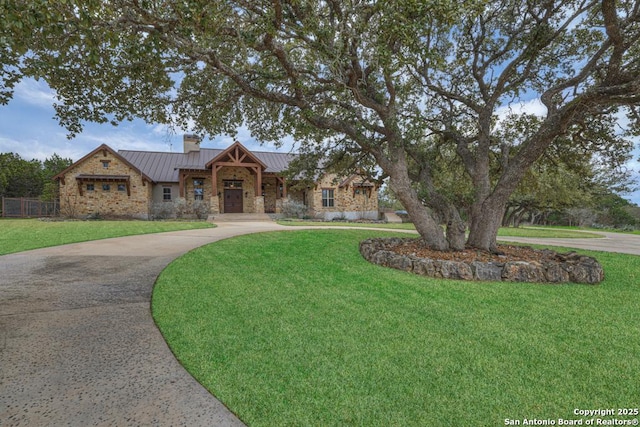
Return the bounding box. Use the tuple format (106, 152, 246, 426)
(54, 135, 378, 220)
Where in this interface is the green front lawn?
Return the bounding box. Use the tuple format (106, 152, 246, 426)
(277, 220, 603, 238)
(153, 230, 639, 426)
(277, 219, 418, 230)
(0, 218, 214, 255)
(496, 226, 601, 238)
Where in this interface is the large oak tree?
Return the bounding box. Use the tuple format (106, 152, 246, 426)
(2, 0, 639, 251)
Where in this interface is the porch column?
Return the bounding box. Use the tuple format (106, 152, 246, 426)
(252, 166, 262, 196)
(247, 166, 262, 214)
(276, 176, 287, 199)
(210, 164, 220, 214)
(254, 196, 265, 213)
(211, 164, 218, 196)
(179, 172, 186, 197)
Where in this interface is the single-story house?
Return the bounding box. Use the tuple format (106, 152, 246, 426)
(53, 135, 379, 220)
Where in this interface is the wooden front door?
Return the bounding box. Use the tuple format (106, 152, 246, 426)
(224, 189, 243, 213)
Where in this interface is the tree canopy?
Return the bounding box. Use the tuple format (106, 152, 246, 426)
(2, 0, 639, 251)
(0, 152, 72, 201)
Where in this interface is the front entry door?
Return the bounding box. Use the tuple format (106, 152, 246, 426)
(224, 189, 243, 213)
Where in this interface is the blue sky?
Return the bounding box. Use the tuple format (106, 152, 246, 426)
(0, 78, 294, 161)
(1, 77, 639, 205)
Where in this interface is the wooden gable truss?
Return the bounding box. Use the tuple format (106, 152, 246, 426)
(206, 141, 269, 197)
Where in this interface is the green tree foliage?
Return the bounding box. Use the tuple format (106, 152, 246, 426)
(41, 153, 73, 200)
(0, 152, 72, 200)
(593, 193, 640, 228)
(504, 147, 635, 227)
(1, 0, 639, 251)
(0, 153, 43, 198)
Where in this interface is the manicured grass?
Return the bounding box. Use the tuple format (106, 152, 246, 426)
(0, 218, 214, 255)
(535, 224, 640, 235)
(496, 226, 601, 238)
(278, 220, 602, 238)
(153, 229, 639, 426)
(277, 219, 418, 230)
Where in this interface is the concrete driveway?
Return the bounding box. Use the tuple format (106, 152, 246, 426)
(1, 222, 639, 426)
(497, 230, 640, 256)
(0, 221, 280, 427)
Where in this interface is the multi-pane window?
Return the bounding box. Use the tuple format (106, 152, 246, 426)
(117, 184, 126, 192)
(102, 160, 110, 169)
(223, 180, 243, 189)
(322, 189, 334, 207)
(163, 187, 172, 201)
(86, 183, 95, 191)
(193, 179, 204, 200)
(102, 184, 111, 191)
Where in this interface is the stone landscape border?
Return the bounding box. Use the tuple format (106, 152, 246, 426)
(359, 238, 604, 284)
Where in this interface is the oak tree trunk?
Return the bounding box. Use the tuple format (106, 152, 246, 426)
(389, 176, 450, 251)
(445, 213, 466, 251)
(467, 197, 508, 252)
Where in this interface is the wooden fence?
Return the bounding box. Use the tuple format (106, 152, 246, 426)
(1, 197, 59, 218)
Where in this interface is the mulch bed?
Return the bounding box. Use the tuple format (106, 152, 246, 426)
(390, 240, 553, 264)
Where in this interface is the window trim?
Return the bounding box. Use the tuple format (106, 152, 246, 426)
(223, 180, 243, 189)
(193, 178, 205, 201)
(163, 186, 172, 201)
(322, 188, 335, 208)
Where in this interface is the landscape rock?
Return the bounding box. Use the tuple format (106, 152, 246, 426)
(471, 261, 504, 281)
(413, 257, 437, 277)
(543, 263, 571, 283)
(440, 260, 474, 280)
(359, 238, 604, 284)
(388, 254, 413, 272)
(502, 261, 546, 282)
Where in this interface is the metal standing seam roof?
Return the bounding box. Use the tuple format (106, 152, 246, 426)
(118, 148, 298, 183)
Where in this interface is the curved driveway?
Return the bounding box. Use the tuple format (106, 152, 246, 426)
(1, 221, 281, 427)
(497, 230, 640, 256)
(1, 223, 639, 426)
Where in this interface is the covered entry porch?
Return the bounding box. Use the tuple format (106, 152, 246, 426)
(205, 142, 288, 214)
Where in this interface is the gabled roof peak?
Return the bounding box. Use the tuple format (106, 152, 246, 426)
(53, 144, 153, 183)
(206, 141, 268, 169)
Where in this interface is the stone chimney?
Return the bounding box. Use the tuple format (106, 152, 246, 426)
(183, 134, 201, 153)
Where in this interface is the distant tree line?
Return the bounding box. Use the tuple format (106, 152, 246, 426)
(506, 192, 640, 231)
(380, 156, 640, 231)
(382, 185, 640, 231)
(0, 152, 72, 204)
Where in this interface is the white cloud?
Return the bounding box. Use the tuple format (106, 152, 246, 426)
(496, 98, 547, 121)
(0, 134, 87, 161)
(13, 78, 58, 108)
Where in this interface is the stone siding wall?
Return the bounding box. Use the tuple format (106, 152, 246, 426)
(262, 176, 280, 213)
(59, 151, 151, 218)
(181, 172, 213, 212)
(309, 174, 378, 220)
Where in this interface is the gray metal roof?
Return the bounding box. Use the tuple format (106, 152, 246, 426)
(118, 148, 297, 183)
